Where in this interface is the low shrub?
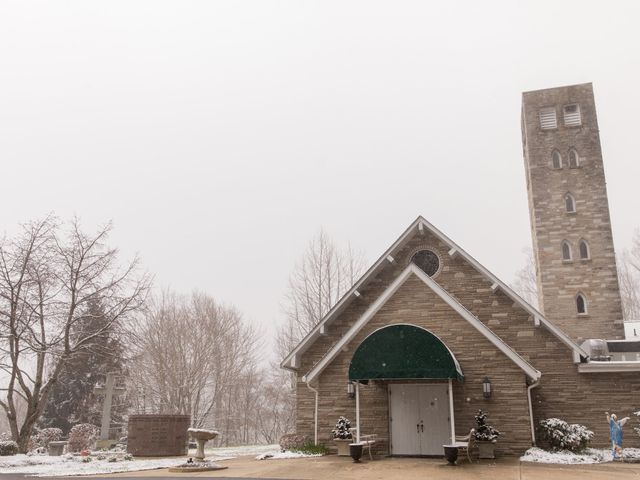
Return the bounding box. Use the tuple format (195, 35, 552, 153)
(67, 424, 100, 452)
(0, 441, 19, 456)
(290, 442, 328, 455)
(279, 433, 309, 452)
(538, 418, 594, 452)
(30, 428, 63, 451)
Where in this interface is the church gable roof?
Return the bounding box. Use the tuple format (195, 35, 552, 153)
(281, 216, 587, 371)
(302, 263, 542, 383)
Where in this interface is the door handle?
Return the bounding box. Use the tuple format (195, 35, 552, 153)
(421, 424, 424, 432)
(416, 424, 420, 433)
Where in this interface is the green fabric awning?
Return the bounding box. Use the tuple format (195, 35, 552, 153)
(348, 324, 464, 382)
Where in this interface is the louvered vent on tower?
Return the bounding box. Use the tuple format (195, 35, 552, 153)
(563, 104, 582, 126)
(539, 107, 557, 129)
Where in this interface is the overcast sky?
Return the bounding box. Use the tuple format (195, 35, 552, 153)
(1, 1, 639, 358)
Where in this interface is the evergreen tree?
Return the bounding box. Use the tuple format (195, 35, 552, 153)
(38, 300, 127, 435)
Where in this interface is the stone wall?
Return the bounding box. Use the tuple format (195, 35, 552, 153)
(295, 230, 640, 456)
(521, 83, 624, 342)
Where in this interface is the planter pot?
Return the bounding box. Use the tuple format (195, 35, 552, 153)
(477, 441, 496, 459)
(349, 443, 363, 463)
(334, 438, 353, 456)
(443, 445, 459, 465)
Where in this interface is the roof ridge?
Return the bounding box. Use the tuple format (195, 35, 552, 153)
(302, 264, 541, 383)
(281, 216, 586, 371)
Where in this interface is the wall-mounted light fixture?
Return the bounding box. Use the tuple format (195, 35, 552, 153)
(482, 377, 491, 399)
(347, 381, 355, 399)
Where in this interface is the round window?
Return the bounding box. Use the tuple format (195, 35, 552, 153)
(411, 250, 440, 277)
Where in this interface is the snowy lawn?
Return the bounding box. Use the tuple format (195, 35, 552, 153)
(521, 447, 640, 464)
(0, 454, 201, 477)
(0, 444, 279, 476)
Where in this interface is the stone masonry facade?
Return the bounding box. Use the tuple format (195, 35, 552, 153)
(521, 83, 624, 341)
(295, 229, 640, 456)
(291, 83, 638, 457)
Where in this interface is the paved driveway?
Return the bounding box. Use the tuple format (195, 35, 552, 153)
(4, 455, 640, 480)
(84, 455, 640, 480)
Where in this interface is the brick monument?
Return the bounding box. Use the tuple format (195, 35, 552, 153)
(127, 414, 190, 456)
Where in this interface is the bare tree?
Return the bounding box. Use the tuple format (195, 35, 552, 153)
(0, 217, 149, 452)
(511, 247, 539, 308)
(277, 229, 365, 360)
(272, 230, 364, 439)
(619, 230, 640, 320)
(253, 368, 296, 443)
(129, 291, 261, 432)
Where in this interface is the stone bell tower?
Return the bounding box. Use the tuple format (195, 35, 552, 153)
(521, 83, 624, 341)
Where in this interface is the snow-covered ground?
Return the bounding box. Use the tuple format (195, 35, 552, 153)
(200, 443, 279, 457)
(0, 444, 279, 476)
(256, 450, 323, 460)
(521, 447, 640, 464)
(0, 454, 197, 477)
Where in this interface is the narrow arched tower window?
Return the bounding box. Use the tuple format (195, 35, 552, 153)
(579, 240, 590, 260)
(565, 193, 576, 213)
(552, 150, 563, 169)
(576, 294, 587, 315)
(569, 149, 579, 168)
(562, 241, 572, 261)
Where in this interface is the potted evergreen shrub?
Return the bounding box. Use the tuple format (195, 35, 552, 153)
(331, 416, 353, 456)
(473, 410, 501, 459)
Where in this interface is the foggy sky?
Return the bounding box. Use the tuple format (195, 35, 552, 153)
(1, 1, 639, 359)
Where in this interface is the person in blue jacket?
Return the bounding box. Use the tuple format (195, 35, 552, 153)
(606, 412, 630, 459)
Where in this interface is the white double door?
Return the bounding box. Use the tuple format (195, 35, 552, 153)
(389, 384, 451, 456)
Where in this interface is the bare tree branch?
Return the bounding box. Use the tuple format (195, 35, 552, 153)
(0, 217, 149, 452)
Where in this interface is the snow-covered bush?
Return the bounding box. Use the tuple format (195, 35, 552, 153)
(0, 432, 12, 442)
(67, 424, 100, 452)
(0, 440, 19, 456)
(473, 410, 500, 442)
(279, 433, 308, 451)
(29, 428, 63, 451)
(538, 418, 594, 452)
(331, 416, 352, 440)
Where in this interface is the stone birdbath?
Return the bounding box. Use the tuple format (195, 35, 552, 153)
(48, 441, 67, 456)
(187, 428, 219, 461)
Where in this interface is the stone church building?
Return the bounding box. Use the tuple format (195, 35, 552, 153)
(281, 83, 640, 456)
